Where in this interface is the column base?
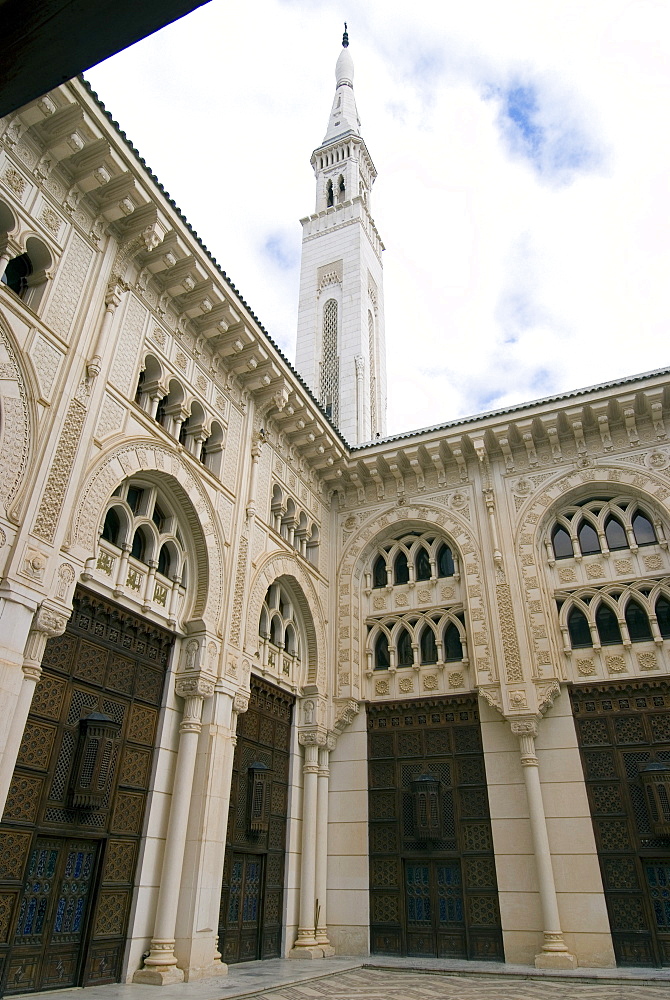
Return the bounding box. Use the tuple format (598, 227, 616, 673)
(535, 951, 578, 970)
(289, 945, 327, 959)
(133, 966, 185, 985)
(183, 960, 228, 982)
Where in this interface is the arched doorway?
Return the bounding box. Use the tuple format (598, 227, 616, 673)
(0, 588, 174, 994)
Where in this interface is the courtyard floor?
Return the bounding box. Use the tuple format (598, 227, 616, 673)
(35, 956, 670, 1000)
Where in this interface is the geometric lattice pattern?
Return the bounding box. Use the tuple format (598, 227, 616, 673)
(319, 298, 339, 424)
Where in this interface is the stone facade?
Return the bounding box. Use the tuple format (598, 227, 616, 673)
(0, 41, 669, 994)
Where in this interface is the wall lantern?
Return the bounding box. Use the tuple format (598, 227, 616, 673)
(411, 772, 442, 841)
(247, 761, 271, 835)
(640, 761, 670, 838)
(69, 712, 121, 809)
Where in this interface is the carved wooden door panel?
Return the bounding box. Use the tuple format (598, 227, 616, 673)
(218, 677, 293, 964)
(368, 697, 503, 962)
(571, 680, 670, 967)
(7, 838, 99, 993)
(0, 587, 173, 994)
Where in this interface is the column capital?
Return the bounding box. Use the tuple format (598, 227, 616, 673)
(33, 603, 69, 638)
(298, 728, 328, 747)
(510, 715, 540, 765)
(175, 674, 215, 701)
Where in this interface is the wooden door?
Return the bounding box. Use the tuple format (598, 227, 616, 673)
(368, 697, 503, 962)
(7, 838, 99, 993)
(218, 677, 293, 964)
(571, 680, 670, 966)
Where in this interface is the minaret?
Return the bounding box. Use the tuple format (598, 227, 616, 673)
(295, 25, 387, 445)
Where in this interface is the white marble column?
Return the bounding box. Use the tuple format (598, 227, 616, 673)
(314, 741, 334, 955)
(134, 675, 213, 985)
(0, 604, 69, 813)
(511, 718, 577, 970)
(290, 734, 323, 958)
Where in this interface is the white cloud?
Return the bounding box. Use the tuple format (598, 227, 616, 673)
(86, 0, 670, 438)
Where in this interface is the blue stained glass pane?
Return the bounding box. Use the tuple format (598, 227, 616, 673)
(73, 897, 85, 933)
(74, 852, 84, 878)
(35, 897, 48, 935)
(16, 898, 26, 934)
(83, 853, 93, 878)
(36, 850, 47, 877)
(228, 894, 239, 922)
(65, 852, 75, 877)
(24, 897, 37, 934)
(46, 851, 58, 878)
(27, 850, 38, 877)
(32, 882, 40, 893)
(64, 896, 75, 931)
(54, 897, 66, 932)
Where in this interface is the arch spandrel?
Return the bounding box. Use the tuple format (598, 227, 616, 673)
(70, 440, 224, 628)
(244, 551, 326, 692)
(335, 501, 496, 701)
(514, 464, 670, 685)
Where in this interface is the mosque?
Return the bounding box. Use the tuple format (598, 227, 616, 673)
(0, 26, 669, 994)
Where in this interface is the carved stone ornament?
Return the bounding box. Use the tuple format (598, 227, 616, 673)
(298, 728, 328, 747)
(175, 674, 215, 700)
(34, 605, 69, 637)
(477, 685, 503, 714)
(536, 680, 561, 715)
(510, 717, 539, 739)
(233, 691, 250, 715)
(333, 698, 360, 734)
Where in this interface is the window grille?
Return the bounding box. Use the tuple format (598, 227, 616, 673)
(320, 298, 339, 424)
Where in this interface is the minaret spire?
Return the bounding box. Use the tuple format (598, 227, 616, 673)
(294, 33, 387, 445)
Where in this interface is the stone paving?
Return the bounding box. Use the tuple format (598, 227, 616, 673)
(242, 968, 670, 1000)
(36, 958, 670, 1000)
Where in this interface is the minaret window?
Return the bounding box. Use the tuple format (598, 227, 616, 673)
(320, 298, 339, 423)
(337, 175, 345, 203)
(326, 180, 334, 208)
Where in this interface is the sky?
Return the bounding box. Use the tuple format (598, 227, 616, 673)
(86, 0, 670, 438)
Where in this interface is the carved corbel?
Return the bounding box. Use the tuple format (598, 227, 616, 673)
(536, 679, 561, 716)
(333, 697, 360, 735)
(477, 684, 503, 716)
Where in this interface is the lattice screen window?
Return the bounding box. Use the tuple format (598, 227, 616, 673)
(368, 309, 377, 437)
(320, 298, 339, 423)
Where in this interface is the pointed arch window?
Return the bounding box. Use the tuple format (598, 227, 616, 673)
(326, 179, 334, 207)
(633, 512, 656, 546)
(101, 508, 121, 546)
(394, 551, 409, 586)
(437, 543, 454, 577)
(604, 515, 627, 551)
(415, 547, 431, 582)
(552, 526, 573, 559)
(578, 521, 600, 555)
(2, 252, 32, 298)
(444, 623, 463, 661)
(420, 626, 437, 664)
(596, 604, 622, 645)
(372, 555, 387, 589)
(568, 607, 592, 648)
(157, 545, 171, 578)
(625, 600, 653, 642)
(131, 529, 146, 563)
(656, 597, 670, 639)
(397, 628, 413, 667)
(375, 632, 390, 670)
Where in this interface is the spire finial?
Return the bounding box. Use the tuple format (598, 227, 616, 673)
(342, 22, 349, 48)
